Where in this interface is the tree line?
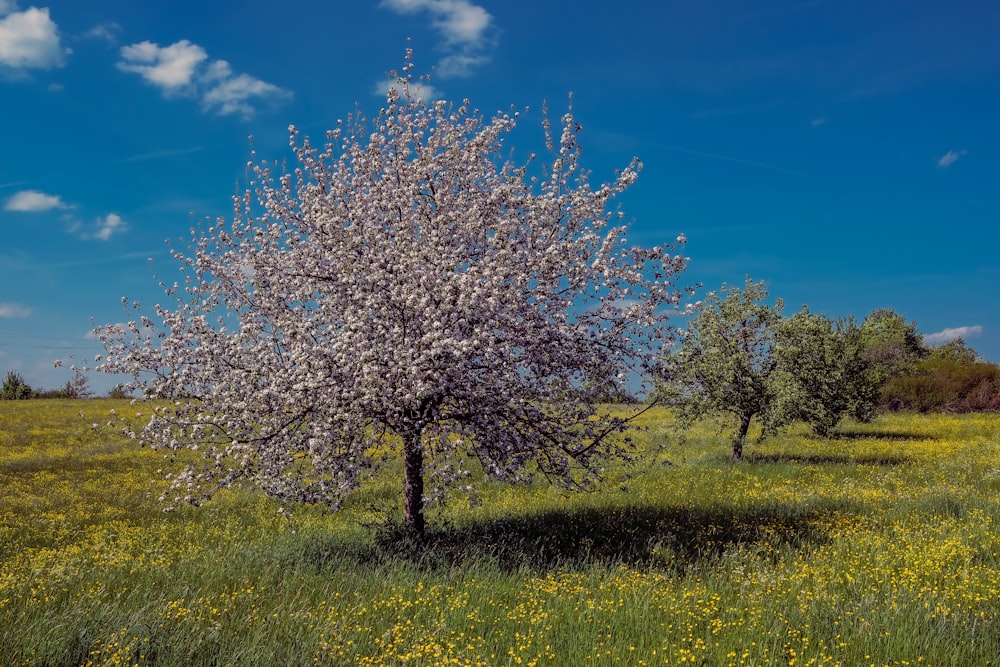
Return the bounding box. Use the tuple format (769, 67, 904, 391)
(0, 369, 98, 400)
(653, 277, 1000, 460)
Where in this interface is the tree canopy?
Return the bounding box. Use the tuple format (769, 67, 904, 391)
(655, 280, 885, 457)
(773, 309, 878, 436)
(94, 62, 691, 535)
(654, 277, 783, 460)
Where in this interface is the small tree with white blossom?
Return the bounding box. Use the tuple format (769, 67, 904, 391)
(95, 58, 691, 536)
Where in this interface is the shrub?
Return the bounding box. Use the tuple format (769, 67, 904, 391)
(1, 370, 33, 400)
(106, 384, 132, 399)
(881, 345, 1000, 413)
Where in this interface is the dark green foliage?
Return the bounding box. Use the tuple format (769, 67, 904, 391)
(860, 308, 928, 384)
(927, 338, 979, 365)
(774, 309, 879, 436)
(881, 340, 1000, 413)
(859, 315, 999, 413)
(1, 370, 33, 400)
(106, 384, 132, 399)
(654, 276, 785, 459)
(34, 370, 93, 399)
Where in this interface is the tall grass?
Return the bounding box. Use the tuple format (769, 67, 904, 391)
(2, 400, 999, 665)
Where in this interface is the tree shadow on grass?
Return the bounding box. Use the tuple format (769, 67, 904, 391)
(832, 430, 936, 442)
(296, 501, 849, 575)
(743, 453, 911, 466)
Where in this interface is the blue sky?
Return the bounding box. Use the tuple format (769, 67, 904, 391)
(1, 0, 998, 393)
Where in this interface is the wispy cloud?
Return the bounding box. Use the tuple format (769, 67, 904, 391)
(436, 53, 490, 78)
(0, 6, 68, 70)
(117, 39, 291, 117)
(0, 302, 31, 318)
(4, 189, 129, 239)
(198, 61, 292, 117)
(373, 79, 441, 103)
(115, 146, 203, 163)
(0, 249, 158, 272)
(379, 0, 496, 78)
(937, 149, 967, 168)
(652, 143, 799, 175)
(67, 212, 128, 240)
(83, 22, 121, 44)
(925, 325, 983, 345)
(4, 189, 71, 211)
(92, 213, 126, 240)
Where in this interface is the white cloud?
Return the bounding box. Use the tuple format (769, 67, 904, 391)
(0, 1, 17, 16)
(0, 302, 31, 318)
(4, 189, 70, 211)
(84, 22, 121, 43)
(92, 213, 126, 240)
(118, 39, 207, 91)
(117, 39, 291, 117)
(937, 149, 967, 168)
(201, 70, 293, 117)
(374, 78, 441, 103)
(925, 325, 983, 345)
(379, 0, 496, 79)
(382, 0, 491, 47)
(436, 53, 489, 78)
(0, 6, 67, 70)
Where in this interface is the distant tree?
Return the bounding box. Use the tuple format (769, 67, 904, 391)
(63, 369, 93, 399)
(860, 308, 927, 384)
(1, 370, 33, 400)
(654, 277, 784, 460)
(927, 337, 979, 365)
(106, 384, 132, 400)
(773, 309, 878, 436)
(2, 371, 30, 399)
(94, 59, 691, 537)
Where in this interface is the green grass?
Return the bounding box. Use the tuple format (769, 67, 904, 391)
(2, 399, 999, 666)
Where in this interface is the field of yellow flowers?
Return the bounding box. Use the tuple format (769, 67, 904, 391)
(2, 399, 999, 666)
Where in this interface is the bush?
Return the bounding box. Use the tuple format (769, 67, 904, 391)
(32, 370, 93, 400)
(106, 385, 132, 399)
(881, 351, 1000, 413)
(1, 370, 33, 400)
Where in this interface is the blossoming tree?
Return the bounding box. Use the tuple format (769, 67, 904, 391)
(95, 62, 691, 536)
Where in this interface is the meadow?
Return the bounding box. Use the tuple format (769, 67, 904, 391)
(2, 400, 999, 666)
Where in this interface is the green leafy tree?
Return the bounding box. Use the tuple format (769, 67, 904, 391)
(1, 370, 33, 400)
(774, 309, 879, 436)
(655, 277, 784, 460)
(927, 338, 979, 365)
(106, 384, 132, 399)
(860, 308, 927, 384)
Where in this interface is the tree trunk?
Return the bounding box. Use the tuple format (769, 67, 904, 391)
(732, 413, 751, 461)
(402, 429, 425, 537)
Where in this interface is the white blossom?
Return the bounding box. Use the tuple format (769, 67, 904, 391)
(93, 58, 692, 534)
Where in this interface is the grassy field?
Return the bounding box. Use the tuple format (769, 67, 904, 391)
(1, 400, 999, 666)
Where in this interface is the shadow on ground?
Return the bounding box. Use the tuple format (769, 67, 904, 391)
(832, 430, 935, 442)
(295, 501, 850, 574)
(743, 452, 911, 466)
